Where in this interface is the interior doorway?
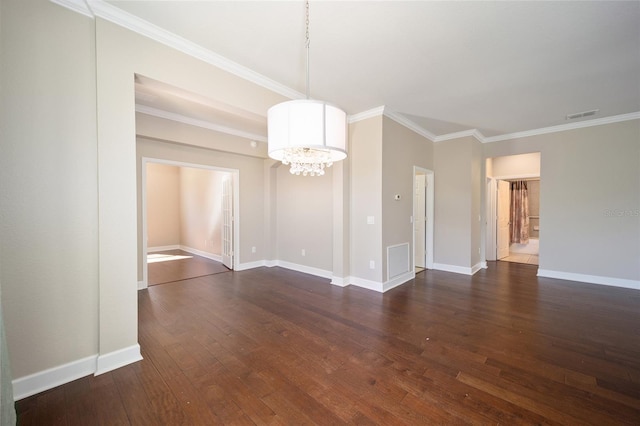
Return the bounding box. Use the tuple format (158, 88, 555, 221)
(413, 167, 434, 272)
(140, 157, 239, 289)
(485, 153, 541, 267)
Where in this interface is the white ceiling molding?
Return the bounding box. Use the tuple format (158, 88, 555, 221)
(50, 0, 640, 147)
(136, 104, 268, 143)
(347, 106, 385, 124)
(382, 108, 438, 142)
(50, 0, 94, 18)
(51, 0, 304, 101)
(433, 129, 484, 143)
(482, 111, 640, 143)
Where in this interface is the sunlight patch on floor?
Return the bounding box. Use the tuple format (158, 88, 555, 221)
(147, 253, 193, 264)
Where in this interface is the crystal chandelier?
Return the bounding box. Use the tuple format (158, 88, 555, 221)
(267, 0, 347, 176)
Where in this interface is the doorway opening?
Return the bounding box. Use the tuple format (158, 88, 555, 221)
(140, 158, 239, 289)
(413, 167, 434, 273)
(486, 153, 540, 267)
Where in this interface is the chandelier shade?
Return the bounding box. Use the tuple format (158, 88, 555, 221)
(267, 99, 347, 175)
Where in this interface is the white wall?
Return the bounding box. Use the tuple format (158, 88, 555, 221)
(483, 120, 640, 283)
(489, 152, 541, 178)
(0, 0, 99, 378)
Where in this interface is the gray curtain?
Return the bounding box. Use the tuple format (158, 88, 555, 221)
(510, 180, 530, 244)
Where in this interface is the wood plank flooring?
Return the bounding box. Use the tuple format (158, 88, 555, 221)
(147, 250, 230, 286)
(16, 261, 640, 424)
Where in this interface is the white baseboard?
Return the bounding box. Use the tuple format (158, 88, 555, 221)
(274, 260, 332, 279)
(383, 271, 414, 292)
(349, 276, 384, 292)
(471, 262, 485, 274)
(13, 355, 97, 401)
(235, 260, 266, 271)
(148, 245, 180, 252)
(138, 280, 147, 290)
(179, 245, 222, 262)
(433, 263, 474, 275)
(264, 260, 277, 268)
(95, 344, 143, 376)
(537, 269, 640, 291)
(330, 276, 349, 287)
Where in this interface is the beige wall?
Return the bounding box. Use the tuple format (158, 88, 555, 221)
(0, 0, 99, 378)
(275, 166, 334, 271)
(483, 120, 640, 281)
(147, 164, 181, 248)
(381, 117, 434, 279)
(434, 137, 475, 268)
(349, 116, 384, 282)
(179, 167, 226, 255)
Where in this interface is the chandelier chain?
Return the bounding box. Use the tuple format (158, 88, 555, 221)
(305, 0, 310, 99)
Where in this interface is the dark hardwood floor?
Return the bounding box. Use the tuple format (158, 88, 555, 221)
(147, 250, 230, 286)
(16, 261, 640, 424)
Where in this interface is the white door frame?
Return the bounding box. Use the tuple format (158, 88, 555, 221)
(413, 167, 434, 270)
(486, 178, 497, 261)
(140, 157, 240, 289)
(485, 173, 540, 262)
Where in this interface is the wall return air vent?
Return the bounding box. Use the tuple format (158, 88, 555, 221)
(566, 109, 599, 120)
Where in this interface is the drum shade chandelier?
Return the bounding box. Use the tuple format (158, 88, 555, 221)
(267, 1, 347, 176)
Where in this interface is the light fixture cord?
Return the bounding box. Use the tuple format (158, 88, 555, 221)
(305, 0, 310, 100)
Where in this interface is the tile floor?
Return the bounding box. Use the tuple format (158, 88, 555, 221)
(500, 252, 539, 265)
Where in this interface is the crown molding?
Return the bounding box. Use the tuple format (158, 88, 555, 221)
(51, 0, 304, 101)
(481, 111, 640, 143)
(383, 107, 438, 142)
(136, 104, 267, 142)
(50, 1, 640, 146)
(50, 0, 94, 18)
(434, 129, 484, 143)
(347, 106, 385, 124)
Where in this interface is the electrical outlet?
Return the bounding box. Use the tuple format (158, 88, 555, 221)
(301, 249, 306, 256)
(369, 260, 375, 269)
(252, 246, 256, 253)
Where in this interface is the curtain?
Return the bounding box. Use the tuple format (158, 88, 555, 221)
(510, 180, 530, 244)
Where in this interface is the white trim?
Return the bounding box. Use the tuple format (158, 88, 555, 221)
(12, 355, 97, 400)
(471, 262, 485, 275)
(482, 111, 640, 143)
(53, 2, 639, 146)
(264, 260, 278, 268)
(86, 0, 302, 100)
(148, 245, 180, 252)
(434, 129, 483, 143)
(271, 260, 333, 280)
(235, 260, 266, 271)
(349, 276, 384, 292)
(330, 276, 349, 287)
(537, 269, 640, 291)
(348, 106, 385, 124)
(383, 108, 437, 141)
(480, 261, 488, 269)
(95, 344, 143, 376)
(433, 263, 477, 276)
(180, 245, 222, 263)
(383, 271, 414, 292)
(50, 0, 94, 18)
(136, 104, 267, 142)
(492, 173, 540, 181)
(138, 280, 147, 290)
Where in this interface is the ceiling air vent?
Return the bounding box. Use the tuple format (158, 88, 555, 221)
(566, 109, 599, 120)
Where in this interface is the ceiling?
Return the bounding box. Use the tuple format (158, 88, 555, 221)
(103, 0, 640, 141)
